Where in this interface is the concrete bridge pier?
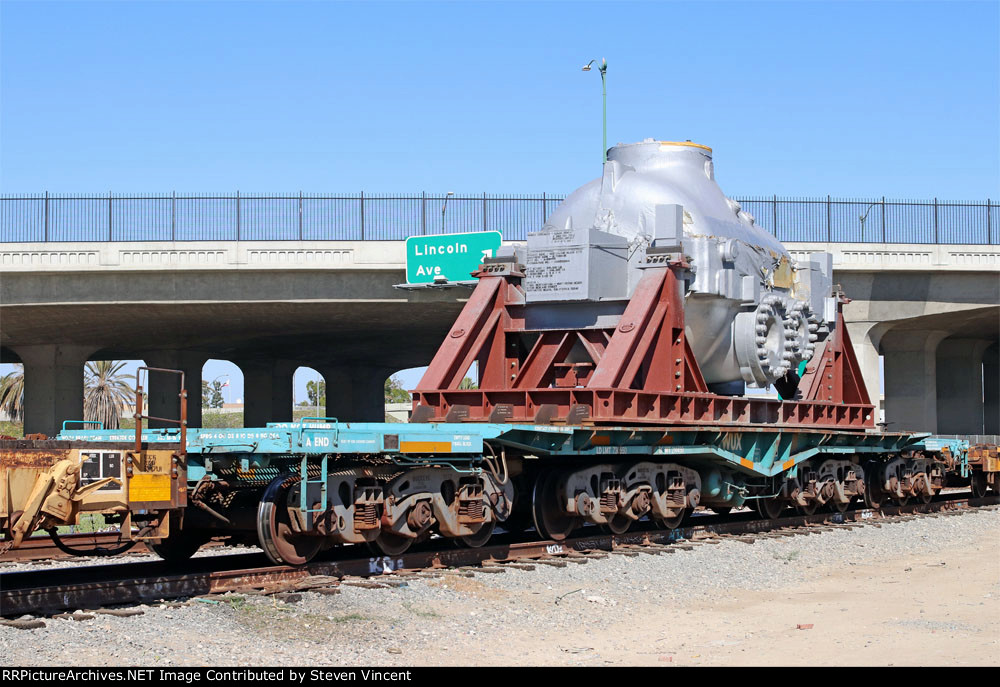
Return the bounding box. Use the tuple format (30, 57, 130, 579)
(935, 339, 993, 435)
(15, 344, 94, 438)
(845, 321, 890, 406)
(983, 342, 999, 435)
(144, 352, 206, 429)
(881, 329, 950, 433)
(321, 365, 392, 423)
(239, 359, 296, 427)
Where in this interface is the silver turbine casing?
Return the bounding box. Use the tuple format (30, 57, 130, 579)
(524, 139, 835, 390)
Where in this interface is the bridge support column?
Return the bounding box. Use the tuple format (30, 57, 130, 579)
(320, 365, 391, 422)
(935, 338, 992, 435)
(144, 352, 207, 429)
(881, 329, 949, 433)
(16, 344, 94, 438)
(981, 342, 999, 435)
(239, 359, 295, 427)
(846, 321, 890, 420)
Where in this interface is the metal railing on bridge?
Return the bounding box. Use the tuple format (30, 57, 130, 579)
(1, 192, 996, 244)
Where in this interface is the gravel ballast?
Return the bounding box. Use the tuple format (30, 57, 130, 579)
(1, 506, 997, 666)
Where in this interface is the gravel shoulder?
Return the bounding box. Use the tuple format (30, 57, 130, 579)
(2, 508, 998, 667)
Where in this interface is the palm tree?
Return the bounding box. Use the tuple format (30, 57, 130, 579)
(0, 364, 25, 422)
(84, 361, 135, 429)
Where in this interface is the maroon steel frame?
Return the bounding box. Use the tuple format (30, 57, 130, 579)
(412, 259, 874, 430)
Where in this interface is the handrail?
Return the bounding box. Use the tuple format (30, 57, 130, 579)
(133, 366, 186, 455)
(1, 193, 995, 245)
(61, 420, 104, 431)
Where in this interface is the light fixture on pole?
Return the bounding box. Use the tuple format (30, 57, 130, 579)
(582, 58, 608, 162)
(212, 374, 230, 407)
(441, 191, 455, 233)
(859, 201, 878, 242)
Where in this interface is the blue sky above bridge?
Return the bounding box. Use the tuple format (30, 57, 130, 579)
(1, 0, 997, 199)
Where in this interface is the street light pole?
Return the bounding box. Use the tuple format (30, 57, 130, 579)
(441, 191, 454, 233)
(859, 202, 878, 243)
(211, 374, 230, 408)
(582, 58, 608, 162)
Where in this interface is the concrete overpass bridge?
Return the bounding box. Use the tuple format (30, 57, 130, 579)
(786, 243, 999, 435)
(1, 239, 997, 436)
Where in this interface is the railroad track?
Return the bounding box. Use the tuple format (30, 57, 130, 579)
(1, 532, 148, 562)
(0, 533, 226, 563)
(2, 492, 996, 618)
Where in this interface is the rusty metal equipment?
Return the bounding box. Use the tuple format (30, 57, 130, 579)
(0, 367, 189, 556)
(411, 253, 872, 428)
(0, 440, 125, 551)
(968, 444, 1000, 497)
(127, 367, 189, 545)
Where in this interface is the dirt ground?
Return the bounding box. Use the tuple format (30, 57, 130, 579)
(420, 533, 1000, 666)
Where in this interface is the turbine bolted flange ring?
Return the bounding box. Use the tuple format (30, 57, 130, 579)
(735, 294, 790, 387)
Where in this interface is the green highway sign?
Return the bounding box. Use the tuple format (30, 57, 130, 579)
(405, 231, 503, 284)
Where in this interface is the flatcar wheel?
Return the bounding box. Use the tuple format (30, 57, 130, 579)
(912, 474, 934, 504)
(796, 500, 819, 516)
(755, 497, 784, 519)
(601, 514, 632, 535)
(257, 474, 322, 566)
(456, 521, 496, 548)
(863, 480, 883, 509)
(147, 529, 208, 563)
(893, 494, 910, 506)
(368, 530, 413, 557)
(532, 470, 577, 541)
(828, 498, 850, 514)
(653, 510, 685, 531)
(971, 471, 988, 498)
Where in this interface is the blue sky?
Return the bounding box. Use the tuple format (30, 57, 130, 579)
(1, 0, 996, 401)
(2, 1, 997, 197)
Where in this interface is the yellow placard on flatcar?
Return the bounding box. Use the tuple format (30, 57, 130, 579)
(399, 441, 452, 453)
(129, 473, 172, 502)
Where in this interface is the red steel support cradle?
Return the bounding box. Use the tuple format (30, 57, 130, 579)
(412, 258, 874, 430)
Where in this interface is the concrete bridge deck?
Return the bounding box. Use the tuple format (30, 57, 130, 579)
(1, 240, 997, 436)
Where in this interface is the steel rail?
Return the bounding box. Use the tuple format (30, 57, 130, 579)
(0, 533, 146, 562)
(0, 533, 227, 563)
(2, 494, 996, 617)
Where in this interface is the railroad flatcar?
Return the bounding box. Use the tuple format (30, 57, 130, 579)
(3, 140, 997, 564)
